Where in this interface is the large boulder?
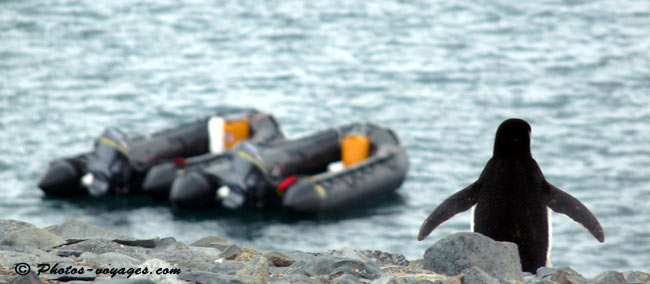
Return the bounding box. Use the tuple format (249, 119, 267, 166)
(423, 232, 523, 282)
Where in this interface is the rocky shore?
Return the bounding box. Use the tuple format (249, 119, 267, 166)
(0, 219, 647, 284)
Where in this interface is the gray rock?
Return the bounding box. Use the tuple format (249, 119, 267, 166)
(624, 271, 650, 284)
(59, 239, 150, 261)
(461, 266, 500, 284)
(236, 255, 269, 284)
(80, 252, 143, 267)
(0, 250, 65, 270)
(423, 232, 523, 282)
(154, 237, 182, 251)
(332, 273, 366, 284)
(325, 248, 371, 262)
(7, 271, 45, 284)
(149, 246, 222, 271)
(191, 236, 231, 250)
(538, 266, 587, 284)
(408, 259, 424, 270)
(359, 250, 409, 267)
(46, 219, 131, 240)
(44, 263, 96, 281)
(379, 265, 450, 284)
(0, 220, 36, 240)
(274, 274, 323, 284)
(372, 275, 399, 284)
(0, 228, 65, 249)
(287, 260, 316, 277)
(55, 249, 85, 258)
(314, 255, 383, 280)
(283, 250, 318, 263)
(264, 251, 295, 267)
(95, 279, 159, 284)
(591, 271, 626, 284)
(210, 260, 246, 275)
(131, 258, 184, 284)
(113, 238, 159, 248)
(220, 244, 243, 260)
(180, 271, 240, 284)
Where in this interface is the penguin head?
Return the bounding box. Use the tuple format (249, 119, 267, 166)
(493, 118, 532, 158)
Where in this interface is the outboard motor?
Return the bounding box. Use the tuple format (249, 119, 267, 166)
(170, 141, 277, 209)
(83, 128, 132, 196)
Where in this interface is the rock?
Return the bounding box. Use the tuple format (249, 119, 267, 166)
(113, 238, 159, 248)
(80, 252, 142, 267)
(46, 219, 131, 240)
(8, 271, 45, 284)
(423, 232, 523, 282)
(358, 250, 409, 267)
(314, 255, 383, 280)
(95, 279, 159, 284)
(154, 237, 183, 251)
(461, 266, 500, 284)
(371, 275, 399, 284)
(274, 274, 323, 284)
(236, 255, 269, 284)
(210, 259, 246, 276)
(220, 244, 243, 260)
(0, 220, 36, 240)
(236, 248, 263, 262)
(264, 251, 295, 267)
(0, 228, 65, 248)
(131, 258, 184, 284)
(0, 251, 65, 270)
(287, 260, 316, 277)
(380, 265, 450, 283)
(407, 259, 424, 270)
(624, 271, 650, 284)
(538, 266, 587, 284)
(59, 239, 150, 261)
(149, 246, 222, 271)
(282, 251, 318, 263)
(591, 271, 626, 284)
(332, 273, 365, 284)
(43, 263, 96, 281)
(191, 236, 231, 250)
(179, 271, 240, 284)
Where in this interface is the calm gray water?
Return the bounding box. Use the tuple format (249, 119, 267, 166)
(2, 0, 650, 277)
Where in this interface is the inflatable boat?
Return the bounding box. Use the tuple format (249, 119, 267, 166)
(169, 122, 409, 213)
(37, 107, 284, 197)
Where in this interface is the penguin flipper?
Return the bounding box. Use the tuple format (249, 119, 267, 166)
(417, 182, 479, 241)
(546, 183, 605, 242)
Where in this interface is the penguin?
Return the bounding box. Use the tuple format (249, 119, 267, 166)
(417, 118, 604, 273)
